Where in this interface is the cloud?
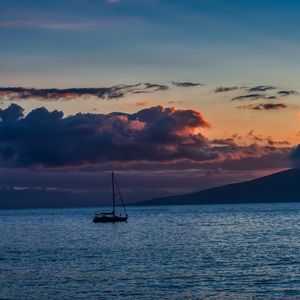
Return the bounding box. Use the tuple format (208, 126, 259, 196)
(0, 83, 169, 102)
(0, 103, 24, 121)
(247, 130, 290, 146)
(214, 86, 239, 93)
(247, 130, 264, 143)
(214, 85, 276, 94)
(171, 81, 203, 87)
(1, 83, 296, 104)
(237, 103, 287, 111)
(215, 84, 297, 103)
(212, 134, 240, 146)
(290, 145, 300, 168)
(133, 83, 168, 93)
(0, 104, 290, 172)
(278, 90, 298, 97)
(0, 104, 212, 167)
(247, 85, 277, 92)
(267, 138, 290, 146)
(227, 85, 298, 102)
(232, 94, 268, 101)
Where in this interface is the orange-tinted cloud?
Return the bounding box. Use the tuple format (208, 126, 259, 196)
(0, 104, 291, 172)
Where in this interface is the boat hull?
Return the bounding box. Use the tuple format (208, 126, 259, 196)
(93, 215, 128, 223)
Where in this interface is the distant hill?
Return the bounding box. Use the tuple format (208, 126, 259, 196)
(132, 169, 300, 206)
(2, 169, 300, 209)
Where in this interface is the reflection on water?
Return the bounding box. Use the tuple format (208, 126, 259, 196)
(1, 203, 300, 299)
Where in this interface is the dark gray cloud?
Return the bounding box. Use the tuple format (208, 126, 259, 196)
(290, 145, 300, 168)
(132, 83, 169, 93)
(267, 138, 290, 146)
(0, 104, 289, 170)
(0, 104, 211, 167)
(171, 81, 203, 87)
(214, 86, 239, 93)
(0, 83, 169, 101)
(215, 84, 297, 103)
(214, 85, 275, 94)
(247, 85, 277, 92)
(232, 94, 268, 101)
(278, 90, 298, 97)
(247, 130, 290, 146)
(237, 103, 287, 110)
(247, 130, 264, 143)
(0, 103, 24, 121)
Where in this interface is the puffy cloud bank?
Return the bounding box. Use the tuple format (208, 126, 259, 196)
(0, 104, 210, 167)
(0, 104, 291, 170)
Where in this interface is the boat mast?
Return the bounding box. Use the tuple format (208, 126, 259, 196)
(112, 172, 115, 215)
(114, 175, 128, 217)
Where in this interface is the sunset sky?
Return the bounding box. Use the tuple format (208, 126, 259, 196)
(1, 0, 300, 204)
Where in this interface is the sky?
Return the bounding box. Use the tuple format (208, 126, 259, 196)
(1, 0, 300, 206)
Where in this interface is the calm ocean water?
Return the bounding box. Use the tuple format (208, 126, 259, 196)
(1, 203, 300, 299)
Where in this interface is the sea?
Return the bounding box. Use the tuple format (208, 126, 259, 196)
(1, 203, 300, 299)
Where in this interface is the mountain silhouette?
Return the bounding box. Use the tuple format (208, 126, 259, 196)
(133, 169, 300, 206)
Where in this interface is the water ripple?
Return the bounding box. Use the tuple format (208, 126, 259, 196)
(1, 203, 300, 299)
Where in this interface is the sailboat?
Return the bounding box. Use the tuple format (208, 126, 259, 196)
(93, 172, 128, 223)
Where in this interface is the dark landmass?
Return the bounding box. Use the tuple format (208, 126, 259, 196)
(1, 169, 300, 209)
(132, 169, 300, 206)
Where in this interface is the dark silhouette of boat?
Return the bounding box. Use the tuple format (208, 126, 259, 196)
(93, 172, 128, 223)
